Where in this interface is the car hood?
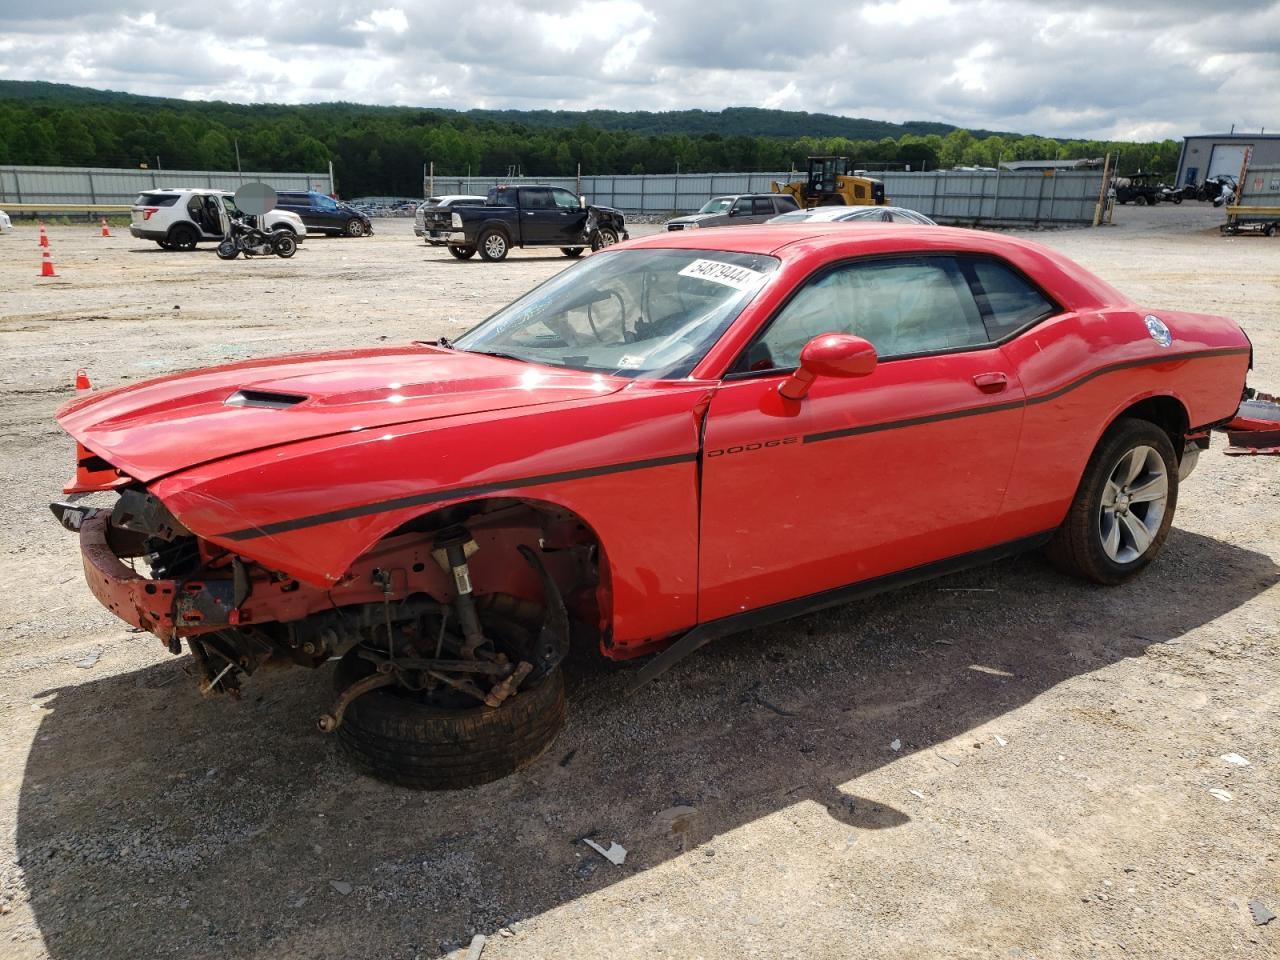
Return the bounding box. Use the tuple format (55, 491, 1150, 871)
(57, 345, 627, 483)
(667, 213, 719, 225)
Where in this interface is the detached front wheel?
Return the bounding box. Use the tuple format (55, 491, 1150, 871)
(332, 653, 566, 790)
(1047, 418, 1178, 584)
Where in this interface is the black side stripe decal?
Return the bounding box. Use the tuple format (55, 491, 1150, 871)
(804, 346, 1249, 445)
(217, 452, 697, 541)
(217, 346, 1247, 541)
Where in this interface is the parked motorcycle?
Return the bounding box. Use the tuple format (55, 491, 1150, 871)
(1196, 175, 1237, 204)
(217, 215, 297, 260)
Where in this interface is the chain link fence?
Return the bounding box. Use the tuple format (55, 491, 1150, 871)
(426, 169, 1105, 227)
(0, 165, 332, 212)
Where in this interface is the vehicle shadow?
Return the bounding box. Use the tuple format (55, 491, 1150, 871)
(17, 530, 1278, 959)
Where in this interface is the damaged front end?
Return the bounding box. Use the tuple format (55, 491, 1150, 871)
(51, 465, 584, 724)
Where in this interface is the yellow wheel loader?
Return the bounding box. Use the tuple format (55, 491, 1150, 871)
(771, 156, 888, 208)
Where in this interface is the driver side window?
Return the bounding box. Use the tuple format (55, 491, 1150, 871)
(552, 189, 580, 212)
(731, 198, 753, 216)
(742, 257, 987, 372)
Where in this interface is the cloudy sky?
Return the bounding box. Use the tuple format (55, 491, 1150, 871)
(2, 0, 1277, 139)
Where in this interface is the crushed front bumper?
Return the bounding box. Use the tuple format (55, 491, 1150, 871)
(52, 504, 238, 638)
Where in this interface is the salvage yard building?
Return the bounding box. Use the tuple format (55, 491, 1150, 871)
(1174, 132, 1280, 188)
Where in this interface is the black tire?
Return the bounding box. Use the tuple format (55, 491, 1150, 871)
(561, 247, 585, 257)
(478, 228, 510, 262)
(332, 654, 566, 790)
(1265, 224, 1278, 238)
(215, 239, 239, 260)
(1134, 195, 1148, 206)
(156, 240, 174, 250)
(169, 224, 199, 250)
(272, 232, 298, 258)
(345, 218, 367, 237)
(1046, 417, 1179, 585)
(591, 227, 619, 251)
(447, 245, 476, 260)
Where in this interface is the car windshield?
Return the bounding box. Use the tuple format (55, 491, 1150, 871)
(697, 197, 733, 214)
(453, 249, 779, 379)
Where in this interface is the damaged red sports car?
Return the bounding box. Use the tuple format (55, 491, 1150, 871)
(52, 224, 1253, 788)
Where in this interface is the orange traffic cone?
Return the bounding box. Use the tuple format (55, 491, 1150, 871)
(39, 248, 57, 277)
(100, 218, 111, 238)
(39, 222, 49, 248)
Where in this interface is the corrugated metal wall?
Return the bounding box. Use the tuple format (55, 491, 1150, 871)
(426, 170, 1104, 226)
(1239, 164, 1280, 207)
(0, 165, 332, 206)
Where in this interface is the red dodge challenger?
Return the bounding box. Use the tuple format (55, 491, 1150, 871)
(52, 224, 1253, 788)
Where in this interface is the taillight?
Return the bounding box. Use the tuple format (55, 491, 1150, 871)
(142, 207, 159, 220)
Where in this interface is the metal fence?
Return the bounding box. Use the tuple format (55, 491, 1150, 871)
(0, 165, 332, 208)
(426, 169, 1105, 227)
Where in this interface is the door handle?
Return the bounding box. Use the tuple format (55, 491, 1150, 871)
(973, 372, 1009, 391)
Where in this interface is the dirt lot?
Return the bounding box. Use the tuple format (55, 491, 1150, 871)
(0, 208, 1277, 960)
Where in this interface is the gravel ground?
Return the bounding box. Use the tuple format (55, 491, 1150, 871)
(0, 207, 1277, 960)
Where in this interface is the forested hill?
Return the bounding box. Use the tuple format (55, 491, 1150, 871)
(0, 80, 1180, 199)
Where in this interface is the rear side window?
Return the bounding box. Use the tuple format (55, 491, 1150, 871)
(135, 193, 179, 206)
(964, 259, 1056, 340)
(522, 188, 554, 210)
(752, 198, 775, 215)
(774, 196, 799, 212)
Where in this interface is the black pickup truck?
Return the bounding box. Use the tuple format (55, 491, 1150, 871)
(424, 184, 629, 261)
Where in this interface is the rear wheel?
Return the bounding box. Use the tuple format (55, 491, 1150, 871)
(448, 245, 476, 260)
(169, 224, 199, 250)
(1046, 418, 1178, 584)
(272, 232, 298, 258)
(479, 229, 510, 262)
(561, 247, 585, 257)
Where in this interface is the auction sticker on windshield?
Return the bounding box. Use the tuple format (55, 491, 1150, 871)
(677, 258, 767, 291)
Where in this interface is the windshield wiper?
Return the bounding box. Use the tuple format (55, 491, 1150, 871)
(465, 349, 530, 363)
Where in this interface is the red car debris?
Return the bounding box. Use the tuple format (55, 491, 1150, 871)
(52, 224, 1254, 788)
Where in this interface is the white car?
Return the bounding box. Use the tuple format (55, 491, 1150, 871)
(414, 195, 487, 244)
(0, 209, 11, 233)
(129, 188, 306, 250)
(767, 205, 936, 225)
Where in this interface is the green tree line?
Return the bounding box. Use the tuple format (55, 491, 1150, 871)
(0, 86, 1181, 198)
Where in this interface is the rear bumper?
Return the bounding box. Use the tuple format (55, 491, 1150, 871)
(129, 225, 167, 241)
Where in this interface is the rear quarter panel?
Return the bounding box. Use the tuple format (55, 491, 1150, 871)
(997, 307, 1251, 538)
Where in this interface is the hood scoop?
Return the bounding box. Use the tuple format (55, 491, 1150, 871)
(225, 389, 308, 410)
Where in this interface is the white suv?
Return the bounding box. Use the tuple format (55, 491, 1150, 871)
(129, 188, 306, 250)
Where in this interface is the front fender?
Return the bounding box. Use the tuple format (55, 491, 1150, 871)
(151, 383, 713, 650)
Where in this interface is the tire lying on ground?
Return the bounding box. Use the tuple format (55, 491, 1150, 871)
(332, 652, 566, 790)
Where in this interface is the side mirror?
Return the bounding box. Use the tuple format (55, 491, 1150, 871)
(727, 207, 739, 217)
(579, 195, 587, 209)
(778, 333, 877, 401)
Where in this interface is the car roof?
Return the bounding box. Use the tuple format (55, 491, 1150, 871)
(620, 223, 1130, 310)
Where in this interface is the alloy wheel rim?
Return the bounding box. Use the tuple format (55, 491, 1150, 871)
(1098, 444, 1168, 564)
(485, 235, 505, 257)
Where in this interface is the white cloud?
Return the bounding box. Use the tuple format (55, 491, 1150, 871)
(351, 7, 410, 34)
(0, 0, 1276, 139)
